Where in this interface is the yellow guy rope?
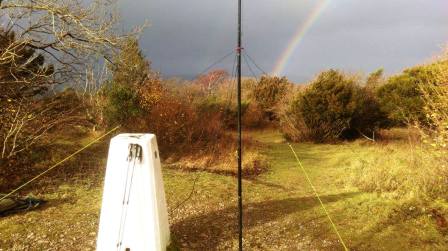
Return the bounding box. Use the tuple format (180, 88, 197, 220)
(0, 126, 120, 203)
(287, 143, 349, 251)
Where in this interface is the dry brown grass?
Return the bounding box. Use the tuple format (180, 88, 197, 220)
(164, 134, 268, 176)
(166, 149, 267, 176)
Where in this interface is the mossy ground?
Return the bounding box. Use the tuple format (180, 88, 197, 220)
(1, 129, 448, 250)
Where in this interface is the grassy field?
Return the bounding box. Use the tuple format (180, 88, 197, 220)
(1, 130, 448, 250)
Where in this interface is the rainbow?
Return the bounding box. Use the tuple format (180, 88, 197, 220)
(272, 0, 330, 76)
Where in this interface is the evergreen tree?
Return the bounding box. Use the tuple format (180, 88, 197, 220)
(103, 38, 162, 128)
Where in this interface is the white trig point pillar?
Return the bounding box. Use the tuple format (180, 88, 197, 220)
(96, 134, 170, 251)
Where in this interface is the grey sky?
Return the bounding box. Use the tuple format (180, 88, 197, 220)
(118, 0, 448, 82)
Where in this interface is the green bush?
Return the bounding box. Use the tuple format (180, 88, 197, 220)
(103, 83, 143, 128)
(250, 76, 290, 121)
(290, 69, 386, 142)
(377, 61, 448, 125)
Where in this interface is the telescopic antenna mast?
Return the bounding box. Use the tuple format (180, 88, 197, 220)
(237, 0, 243, 250)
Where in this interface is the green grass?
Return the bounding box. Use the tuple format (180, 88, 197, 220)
(1, 129, 448, 250)
(164, 130, 448, 250)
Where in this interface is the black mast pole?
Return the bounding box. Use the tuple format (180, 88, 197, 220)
(237, 0, 243, 250)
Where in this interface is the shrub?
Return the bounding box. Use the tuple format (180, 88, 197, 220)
(365, 68, 385, 90)
(278, 85, 311, 141)
(192, 82, 265, 129)
(419, 58, 448, 151)
(421, 86, 448, 149)
(377, 61, 448, 125)
(146, 93, 225, 155)
(242, 103, 266, 129)
(219, 101, 264, 129)
(288, 70, 386, 142)
(147, 94, 196, 153)
(250, 76, 290, 121)
(103, 83, 143, 128)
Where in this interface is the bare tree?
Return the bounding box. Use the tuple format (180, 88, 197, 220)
(196, 69, 229, 96)
(0, 0, 140, 162)
(0, 0, 139, 84)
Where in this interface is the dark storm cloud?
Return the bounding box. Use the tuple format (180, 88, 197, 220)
(118, 0, 448, 82)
